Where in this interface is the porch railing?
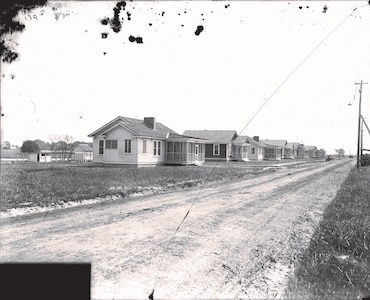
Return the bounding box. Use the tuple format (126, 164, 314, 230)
(165, 152, 205, 163)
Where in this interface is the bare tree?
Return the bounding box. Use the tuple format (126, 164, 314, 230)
(49, 134, 75, 161)
(48, 134, 59, 151)
(60, 134, 75, 161)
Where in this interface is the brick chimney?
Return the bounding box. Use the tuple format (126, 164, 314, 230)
(253, 136, 259, 142)
(144, 117, 156, 130)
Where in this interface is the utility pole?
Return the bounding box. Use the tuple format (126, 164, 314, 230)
(355, 80, 368, 169)
(360, 119, 364, 157)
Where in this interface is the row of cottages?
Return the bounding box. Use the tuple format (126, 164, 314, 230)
(88, 116, 207, 167)
(179, 132, 325, 162)
(88, 116, 326, 166)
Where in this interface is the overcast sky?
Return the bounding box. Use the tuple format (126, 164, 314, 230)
(1, 1, 370, 154)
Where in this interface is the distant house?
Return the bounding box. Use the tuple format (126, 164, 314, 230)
(305, 146, 317, 158)
(260, 139, 287, 160)
(231, 136, 264, 161)
(285, 142, 299, 159)
(183, 130, 237, 162)
(72, 143, 93, 162)
(28, 150, 52, 163)
(88, 116, 206, 166)
(316, 148, 326, 158)
(231, 136, 249, 161)
(247, 136, 265, 160)
(1, 141, 11, 150)
(297, 144, 309, 159)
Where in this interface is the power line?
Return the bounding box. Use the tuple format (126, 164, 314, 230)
(148, 4, 368, 299)
(238, 5, 367, 136)
(149, 158, 223, 299)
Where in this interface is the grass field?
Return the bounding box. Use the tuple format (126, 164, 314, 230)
(0, 161, 274, 211)
(286, 166, 370, 299)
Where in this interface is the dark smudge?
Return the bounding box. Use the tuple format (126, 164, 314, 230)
(195, 25, 204, 36)
(129, 35, 143, 44)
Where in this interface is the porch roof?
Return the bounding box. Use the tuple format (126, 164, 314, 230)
(260, 139, 287, 148)
(232, 136, 248, 146)
(305, 145, 317, 150)
(286, 142, 299, 149)
(165, 132, 208, 143)
(246, 136, 265, 147)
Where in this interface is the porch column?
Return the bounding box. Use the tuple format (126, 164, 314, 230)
(186, 142, 189, 164)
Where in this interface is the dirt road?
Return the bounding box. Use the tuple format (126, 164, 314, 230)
(0, 159, 354, 299)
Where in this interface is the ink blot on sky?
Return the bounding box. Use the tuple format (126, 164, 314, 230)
(129, 35, 143, 44)
(195, 25, 204, 36)
(103, 1, 127, 34)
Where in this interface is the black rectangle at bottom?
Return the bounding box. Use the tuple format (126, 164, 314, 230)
(0, 263, 91, 300)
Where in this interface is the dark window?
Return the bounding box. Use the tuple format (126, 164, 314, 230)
(213, 144, 220, 155)
(154, 141, 161, 156)
(99, 140, 104, 154)
(106, 140, 118, 149)
(125, 139, 131, 153)
(143, 140, 147, 153)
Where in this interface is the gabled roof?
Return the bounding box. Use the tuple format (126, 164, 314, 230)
(165, 132, 208, 142)
(182, 130, 237, 144)
(88, 116, 178, 139)
(232, 136, 249, 146)
(260, 139, 287, 148)
(286, 142, 299, 149)
(232, 136, 265, 147)
(246, 136, 265, 147)
(72, 143, 93, 152)
(305, 145, 317, 150)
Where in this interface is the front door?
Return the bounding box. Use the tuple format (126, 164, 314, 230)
(195, 144, 199, 161)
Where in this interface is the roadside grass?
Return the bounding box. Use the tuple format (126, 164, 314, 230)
(0, 161, 267, 211)
(286, 166, 370, 299)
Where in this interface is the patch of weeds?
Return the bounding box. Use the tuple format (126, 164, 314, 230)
(0, 161, 284, 211)
(286, 166, 370, 299)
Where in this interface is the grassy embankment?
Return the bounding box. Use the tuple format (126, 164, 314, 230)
(0, 162, 271, 211)
(287, 166, 370, 299)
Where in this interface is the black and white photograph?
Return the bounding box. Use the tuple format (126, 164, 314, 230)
(1, 0, 370, 299)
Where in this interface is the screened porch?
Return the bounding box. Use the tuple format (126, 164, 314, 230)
(264, 147, 283, 160)
(231, 144, 249, 161)
(165, 139, 206, 166)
